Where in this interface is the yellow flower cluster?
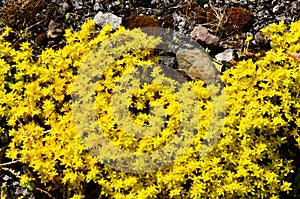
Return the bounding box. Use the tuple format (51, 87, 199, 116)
(0, 20, 114, 198)
(0, 18, 299, 198)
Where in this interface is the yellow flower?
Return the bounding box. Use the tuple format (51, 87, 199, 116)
(169, 188, 181, 198)
(3, 26, 14, 37)
(281, 181, 292, 192)
(245, 36, 253, 43)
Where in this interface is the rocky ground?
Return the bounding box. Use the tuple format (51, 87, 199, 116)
(0, 0, 300, 198)
(0, 0, 299, 63)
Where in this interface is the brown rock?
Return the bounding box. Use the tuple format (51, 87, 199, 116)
(176, 48, 220, 85)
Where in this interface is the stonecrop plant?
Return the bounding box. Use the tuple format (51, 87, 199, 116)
(0, 17, 299, 199)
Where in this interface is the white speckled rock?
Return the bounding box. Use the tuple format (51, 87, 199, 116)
(93, 11, 122, 30)
(215, 49, 235, 63)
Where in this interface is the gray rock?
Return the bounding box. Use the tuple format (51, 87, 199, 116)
(93, 12, 122, 30)
(254, 32, 270, 45)
(159, 56, 187, 83)
(215, 49, 235, 63)
(190, 25, 220, 49)
(159, 56, 176, 68)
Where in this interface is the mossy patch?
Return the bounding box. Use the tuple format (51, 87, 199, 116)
(124, 14, 161, 29)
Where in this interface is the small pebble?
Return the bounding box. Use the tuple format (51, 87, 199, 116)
(272, 5, 282, 14)
(215, 49, 235, 63)
(61, 2, 70, 13)
(74, 0, 83, 10)
(94, 3, 100, 11)
(254, 32, 270, 45)
(13, 181, 20, 186)
(3, 175, 11, 181)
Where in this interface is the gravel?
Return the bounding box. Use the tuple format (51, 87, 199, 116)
(1, 0, 298, 60)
